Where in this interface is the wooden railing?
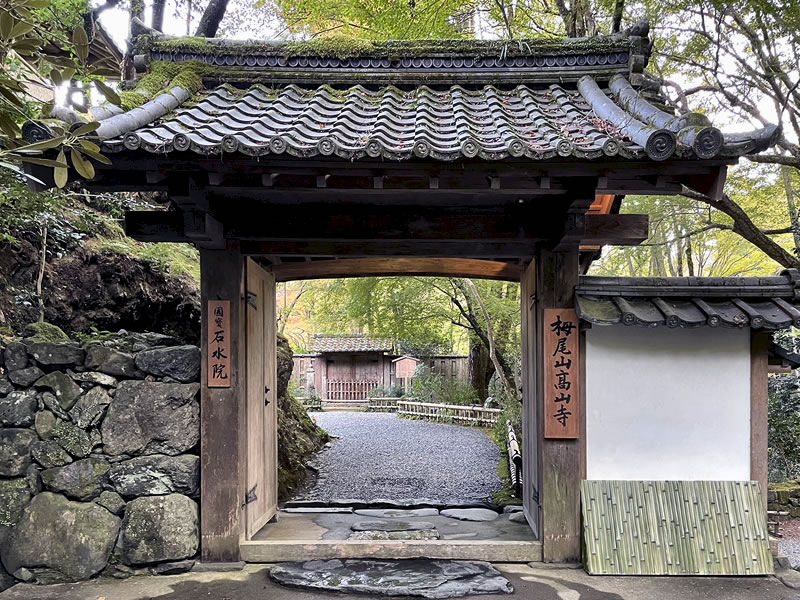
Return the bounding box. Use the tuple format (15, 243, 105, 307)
(367, 397, 400, 412)
(397, 400, 501, 427)
(326, 379, 379, 402)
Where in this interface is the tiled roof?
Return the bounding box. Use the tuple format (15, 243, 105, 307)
(576, 270, 800, 329)
(311, 334, 393, 353)
(101, 76, 778, 162)
(582, 480, 773, 575)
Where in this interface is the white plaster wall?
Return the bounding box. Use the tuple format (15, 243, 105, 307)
(585, 326, 750, 481)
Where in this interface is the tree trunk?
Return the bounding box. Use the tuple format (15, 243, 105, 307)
(194, 0, 230, 37)
(468, 339, 492, 401)
(151, 0, 166, 31)
(611, 0, 624, 33)
(782, 166, 800, 256)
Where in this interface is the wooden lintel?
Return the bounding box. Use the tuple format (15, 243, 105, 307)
(146, 171, 167, 184)
(489, 176, 500, 190)
(429, 175, 439, 190)
(583, 213, 649, 246)
(184, 210, 225, 249)
(261, 173, 277, 187)
(240, 240, 536, 258)
(208, 173, 225, 186)
(269, 258, 523, 282)
(373, 176, 384, 189)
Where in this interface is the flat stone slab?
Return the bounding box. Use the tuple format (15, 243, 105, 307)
(508, 512, 527, 524)
(269, 559, 513, 598)
(441, 508, 499, 522)
(348, 530, 441, 541)
(354, 508, 439, 518)
(282, 507, 353, 514)
(351, 520, 436, 532)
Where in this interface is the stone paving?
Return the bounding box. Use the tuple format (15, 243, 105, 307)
(0, 563, 795, 600)
(301, 412, 502, 503)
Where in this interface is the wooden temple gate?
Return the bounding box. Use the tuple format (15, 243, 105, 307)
(24, 26, 780, 564)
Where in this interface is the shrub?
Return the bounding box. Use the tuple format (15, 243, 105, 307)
(410, 365, 479, 405)
(768, 374, 800, 482)
(367, 385, 404, 398)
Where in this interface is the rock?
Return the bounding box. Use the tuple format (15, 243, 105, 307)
(503, 505, 523, 513)
(440, 508, 499, 522)
(34, 410, 57, 440)
(508, 512, 527, 524)
(109, 454, 199, 498)
(85, 345, 138, 378)
(95, 490, 126, 515)
(41, 457, 110, 500)
(269, 559, 514, 598)
(0, 377, 13, 396)
(348, 530, 440, 540)
(351, 520, 436, 532)
(0, 429, 36, 477)
(69, 386, 111, 429)
(354, 508, 439, 518)
(0, 478, 31, 546)
(25, 465, 42, 495)
(12, 568, 32, 582)
(31, 440, 72, 468)
(2, 342, 28, 372)
(135, 345, 201, 383)
(52, 421, 94, 457)
(0, 390, 37, 426)
(0, 562, 15, 592)
(34, 371, 83, 411)
(483, 396, 499, 409)
(150, 559, 196, 575)
(25, 342, 85, 368)
(2, 492, 121, 582)
(23, 322, 70, 343)
(118, 494, 199, 565)
(102, 381, 200, 456)
(40, 391, 68, 420)
(8, 366, 44, 387)
(68, 370, 118, 387)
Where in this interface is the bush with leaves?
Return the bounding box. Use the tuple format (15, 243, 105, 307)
(367, 385, 404, 399)
(410, 365, 479, 406)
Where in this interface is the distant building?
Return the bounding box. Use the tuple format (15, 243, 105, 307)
(291, 334, 468, 403)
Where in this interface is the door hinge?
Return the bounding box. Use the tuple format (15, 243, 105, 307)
(243, 485, 258, 507)
(529, 293, 537, 310)
(264, 386, 271, 406)
(243, 291, 258, 308)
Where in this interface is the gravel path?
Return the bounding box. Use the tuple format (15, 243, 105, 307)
(779, 520, 800, 568)
(299, 412, 502, 503)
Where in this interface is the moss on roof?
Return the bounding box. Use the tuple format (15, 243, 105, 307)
(151, 35, 630, 59)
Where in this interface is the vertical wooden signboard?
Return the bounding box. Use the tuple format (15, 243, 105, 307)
(207, 300, 231, 388)
(544, 308, 579, 439)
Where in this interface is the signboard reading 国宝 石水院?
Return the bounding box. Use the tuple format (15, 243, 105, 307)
(544, 308, 579, 439)
(207, 300, 231, 388)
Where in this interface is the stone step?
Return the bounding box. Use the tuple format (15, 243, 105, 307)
(240, 539, 542, 563)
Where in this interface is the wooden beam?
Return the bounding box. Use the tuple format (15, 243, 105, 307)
(583, 213, 648, 246)
(751, 332, 769, 509)
(269, 258, 523, 282)
(200, 243, 247, 562)
(240, 240, 537, 258)
(125, 210, 185, 242)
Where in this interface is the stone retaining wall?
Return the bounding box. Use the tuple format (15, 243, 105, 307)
(0, 332, 201, 588)
(768, 483, 800, 517)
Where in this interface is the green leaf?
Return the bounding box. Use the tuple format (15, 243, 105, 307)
(54, 149, 67, 188)
(0, 113, 20, 138)
(70, 148, 94, 179)
(17, 156, 68, 168)
(23, 0, 50, 8)
(42, 55, 74, 67)
(72, 26, 88, 63)
(9, 19, 33, 38)
(78, 139, 100, 153)
(50, 68, 62, 86)
(71, 121, 100, 136)
(80, 146, 112, 165)
(13, 135, 65, 153)
(60, 67, 76, 81)
(90, 66, 121, 78)
(0, 10, 15, 40)
(93, 79, 120, 106)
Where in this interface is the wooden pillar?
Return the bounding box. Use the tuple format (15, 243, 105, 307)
(520, 260, 541, 540)
(200, 242, 246, 562)
(750, 332, 769, 509)
(537, 248, 581, 562)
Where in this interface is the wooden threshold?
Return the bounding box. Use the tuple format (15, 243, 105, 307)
(240, 539, 542, 563)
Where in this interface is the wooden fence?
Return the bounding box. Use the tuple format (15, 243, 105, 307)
(397, 400, 501, 427)
(326, 379, 379, 402)
(299, 396, 322, 411)
(367, 397, 400, 412)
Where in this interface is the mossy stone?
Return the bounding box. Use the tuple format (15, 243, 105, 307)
(23, 323, 69, 344)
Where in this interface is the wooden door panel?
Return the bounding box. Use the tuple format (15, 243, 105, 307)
(245, 259, 277, 539)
